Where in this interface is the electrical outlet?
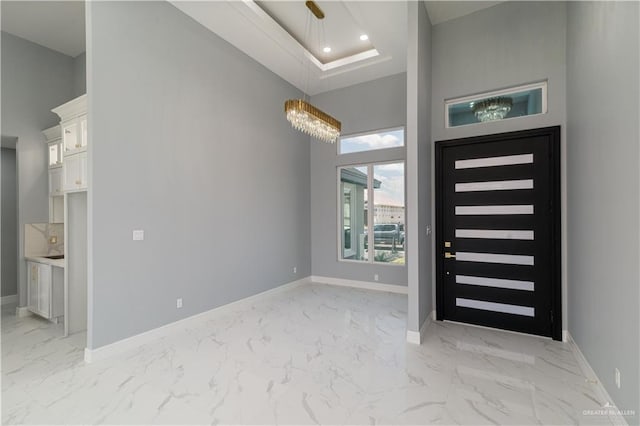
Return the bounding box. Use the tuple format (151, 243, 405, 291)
(293, 266, 297, 274)
(374, 274, 379, 282)
(615, 368, 621, 389)
(133, 230, 144, 241)
(176, 298, 183, 309)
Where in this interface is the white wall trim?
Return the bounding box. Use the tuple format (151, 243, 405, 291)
(406, 310, 434, 344)
(1, 294, 18, 305)
(310, 275, 408, 294)
(16, 306, 32, 317)
(568, 332, 629, 426)
(84, 277, 311, 363)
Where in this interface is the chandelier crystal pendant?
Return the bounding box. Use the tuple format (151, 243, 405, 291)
(472, 96, 513, 122)
(285, 99, 341, 143)
(284, 1, 342, 144)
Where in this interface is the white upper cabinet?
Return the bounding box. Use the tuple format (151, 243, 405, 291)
(42, 125, 63, 168)
(61, 114, 87, 154)
(53, 94, 87, 156)
(43, 125, 64, 222)
(62, 120, 80, 153)
(52, 94, 88, 192)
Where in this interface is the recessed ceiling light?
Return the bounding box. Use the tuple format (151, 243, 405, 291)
(323, 46, 331, 53)
(360, 34, 369, 41)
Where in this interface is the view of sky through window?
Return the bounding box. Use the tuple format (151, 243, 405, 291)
(339, 128, 404, 154)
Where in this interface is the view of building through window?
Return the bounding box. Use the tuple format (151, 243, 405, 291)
(339, 162, 405, 265)
(373, 162, 405, 264)
(340, 166, 369, 261)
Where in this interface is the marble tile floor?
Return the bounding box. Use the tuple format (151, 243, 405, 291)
(2, 283, 615, 425)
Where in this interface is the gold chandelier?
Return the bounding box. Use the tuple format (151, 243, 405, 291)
(284, 1, 341, 144)
(285, 99, 341, 143)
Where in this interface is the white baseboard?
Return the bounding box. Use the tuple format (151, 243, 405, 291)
(310, 275, 408, 294)
(562, 329, 568, 343)
(84, 277, 311, 363)
(567, 332, 629, 426)
(406, 310, 435, 344)
(16, 306, 32, 318)
(1, 294, 18, 305)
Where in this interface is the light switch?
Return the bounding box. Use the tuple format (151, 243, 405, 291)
(132, 230, 144, 241)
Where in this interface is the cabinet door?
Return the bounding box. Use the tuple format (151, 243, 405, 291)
(27, 262, 39, 313)
(78, 152, 87, 189)
(56, 140, 64, 164)
(37, 264, 52, 318)
(63, 155, 79, 192)
(63, 152, 88, 191)
(48, 140, 63, 167)
(49, 167, 63, 196)
(38, 263, 51, 318)
(62, 121, 79, 153)
(79, 115, 88, 149)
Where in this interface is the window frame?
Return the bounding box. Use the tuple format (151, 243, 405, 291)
(336, 159, 406, 267)
(444, 81, 548, 128)
(340, 181, 358, 259)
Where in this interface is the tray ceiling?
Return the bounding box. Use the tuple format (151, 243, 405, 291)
(171, 1, 408, 96)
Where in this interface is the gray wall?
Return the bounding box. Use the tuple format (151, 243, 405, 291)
(309, 73, 407, 286)
(73, 52, 87, 97)
(567, 1, 639, 418)
(1, 31, 76, 307)
(1, 148, 18, 297)
(87, 1, 311, 348)
(431, 1, 568, 328)
(406, 1, 432, 332)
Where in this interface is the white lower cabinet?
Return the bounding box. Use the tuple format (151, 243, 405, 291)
(26, 261, 63, 320)
(63, 152, 87, 192)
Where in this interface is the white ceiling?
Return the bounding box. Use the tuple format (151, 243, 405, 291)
(1, 0, 85, 58)
(255, 1, 375, 64)
(0, 1, 503, 95)
(424, 1, 504, 25)
(172, 1, 407, 96)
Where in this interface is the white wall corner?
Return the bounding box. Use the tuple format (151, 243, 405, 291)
(310, 276, 408, 294)
(406, 311, 433, 345)
(1, 294, 18, 305)
(567, 332, 629, 426)
(562, 329, 568, 343)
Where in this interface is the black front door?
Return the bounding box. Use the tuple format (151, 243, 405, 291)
(435, 127, 561, 340)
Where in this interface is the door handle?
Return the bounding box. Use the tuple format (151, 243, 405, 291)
(444, 252, 456, 259)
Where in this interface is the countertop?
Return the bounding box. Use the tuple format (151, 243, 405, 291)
(26, 256, 65, 268)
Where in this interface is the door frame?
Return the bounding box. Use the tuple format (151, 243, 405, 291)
(434, 126, 562, 340)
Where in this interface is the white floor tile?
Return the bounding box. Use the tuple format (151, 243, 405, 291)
(2, 285, 616, 425)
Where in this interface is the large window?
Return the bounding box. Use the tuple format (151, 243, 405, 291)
(339, 161, 405, 265)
